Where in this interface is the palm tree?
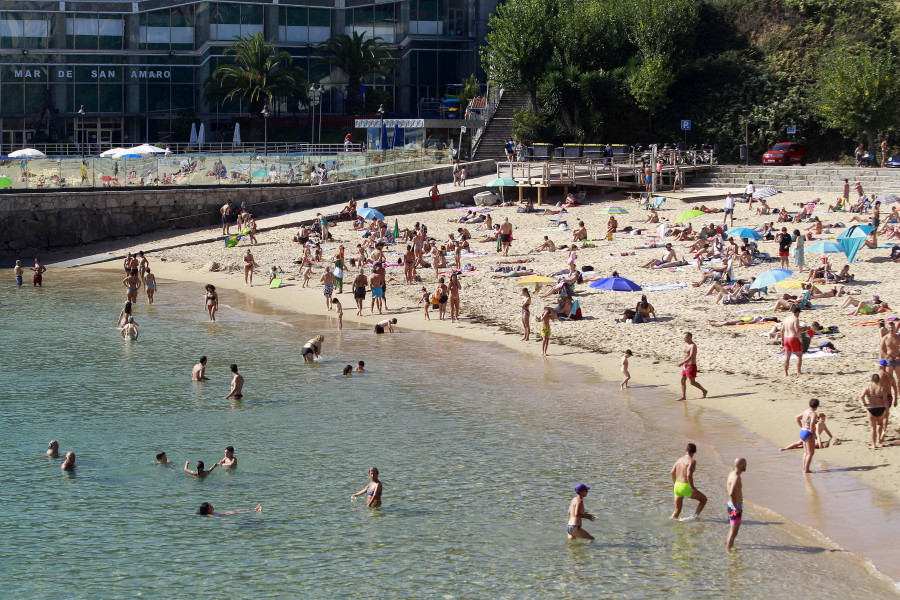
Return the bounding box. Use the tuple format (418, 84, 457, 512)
(317, 32, 398, 115)
(204, 33, 307, 114)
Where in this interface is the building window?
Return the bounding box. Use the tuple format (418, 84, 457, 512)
(211, 2, 263, 41)
(409, 0, 444, 35)
(0, 12, 52, 49)
(278, 7, 332, 44)
(139, 8, 195, 49)
(66, 16, 124, 50)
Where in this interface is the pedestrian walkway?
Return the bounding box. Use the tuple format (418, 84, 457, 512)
(47, 174, 494, 267)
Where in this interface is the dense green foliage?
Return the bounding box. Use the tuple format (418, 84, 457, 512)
(204, 33, 307, 115)
(317, 32, 399, 116)
(483, 0, 900, 161)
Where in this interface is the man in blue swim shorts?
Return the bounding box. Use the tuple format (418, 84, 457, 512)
(567, 483, 595, 540)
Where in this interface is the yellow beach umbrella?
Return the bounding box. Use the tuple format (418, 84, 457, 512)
(515, 275, 557, 292)
(774, 280, 806, 289)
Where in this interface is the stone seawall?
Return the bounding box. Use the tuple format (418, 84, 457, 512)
(0, 160, 496, 258)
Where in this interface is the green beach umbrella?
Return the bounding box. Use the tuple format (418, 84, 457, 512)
(487, 177, 518, 203)
(0, 176, 10, 188)
(675, 209, 706, 223)
(393, 218, 400, 239)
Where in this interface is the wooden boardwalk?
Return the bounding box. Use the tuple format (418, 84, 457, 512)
(495, 160, 713, 203)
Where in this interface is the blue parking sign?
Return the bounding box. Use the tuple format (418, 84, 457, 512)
(786, 126, 796, 134)
(681, 120, 691, 131)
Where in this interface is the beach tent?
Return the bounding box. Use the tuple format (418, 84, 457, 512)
(837, 225, 874, 263)
(805, 240, 843, 254)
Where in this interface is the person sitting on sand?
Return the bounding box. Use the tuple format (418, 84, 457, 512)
(691, 259, 732, 287)
(645, 208, 660, 224)
(572, 221, 588, 242)
(479, 224, 501, 242)
(533, 236, 557, 253)
(673, 225, 695, 242)
(542, 204, 568, 216)
(805, 217, 823, 240)
(607, 216, 618, 235)
(555, 295, 574, 317)
(755, 198, 771, 215)
(540, 272, 578, 297)
(563, 193, 578, 207)
(634, 295, 656, 321)
(641, 244, 680, 268)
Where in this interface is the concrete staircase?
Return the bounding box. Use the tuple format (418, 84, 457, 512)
(693, 165, 900, 194)
(471, 91, 530, 161)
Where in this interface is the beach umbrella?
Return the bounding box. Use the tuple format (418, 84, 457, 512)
(379, 121, 388, 151)
(393, 218, 400, 238)
(251, 169, 269, 178)
(875, 193, 899, 204)
(515, 275, 557, 292)
(120, 153, 142, 159)
(232, 123, 241, 148)
(596, 206, 628, 214)
(0, 176, 11, 188)
(357, 207, 385, 221)
(805, 240, 844, 254)
(9, 148, 45, 158)
(100, 147, 125, 158)
(750, 268, 792, 290)
(197, 123, 205, 149)
(487, 177, 518, 203)
(837, 225, 874, 239)
(774, 280, 807, 289)
(675, 209, 705, 222)
(589, 276, 642, 291)
(725, 227, 762, 239)
(392, 126, 404, 149)
(101, 175, 114, 182)
(189, 123, 198, 146)
(752, 187, 778, 199)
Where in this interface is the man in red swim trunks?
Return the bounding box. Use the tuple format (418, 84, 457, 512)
(677, 332, 707, 401)
(782, 305, 803, 376)
(429, 182, 440, 210)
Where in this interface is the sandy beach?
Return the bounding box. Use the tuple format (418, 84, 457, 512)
(84, 181, 900, 504)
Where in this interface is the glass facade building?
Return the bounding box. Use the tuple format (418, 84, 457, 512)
(0, 0, 495, 149)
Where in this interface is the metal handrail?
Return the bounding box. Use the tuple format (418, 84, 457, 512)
(2, 141, 364, 157)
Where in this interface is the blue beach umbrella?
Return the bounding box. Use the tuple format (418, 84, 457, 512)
(380, 122, 389, 151)
(750, 268, 792, 290)
(837, 237, 867, 263)
(120, 153, 141, 158)
(589, 276, 642, 291)
(805, 240, 843, 254)
(392, 126, 404, 149)
(357, 207, 385, 221)
(725, 227, 762, 240)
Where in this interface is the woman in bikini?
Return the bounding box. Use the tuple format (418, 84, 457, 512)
(351, 467, 383, 507)
(145, 268, 157, 304)
(243, 249, 258, 286)
(137, 251, 149, 285)
(448, 272, 461, 322)
(301, 334, 324, 363)
(520, 288, 532, 341)
(794, 399, 819, 473)
(435, 277, 448, 321)
(205, 284, 218, 322)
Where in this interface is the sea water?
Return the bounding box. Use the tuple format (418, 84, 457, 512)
(1, 270, 896, 599)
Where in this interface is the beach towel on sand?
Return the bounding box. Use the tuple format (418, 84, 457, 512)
(644, 283, 687, 292)
(774, 349, 836, 359)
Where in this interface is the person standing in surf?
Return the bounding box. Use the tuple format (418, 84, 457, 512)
(726, 457, 747, 550)
(670, 443, 707, 519)
(351, 467, 383, 507)
(204, 284, 218, 321)
(566, 483, 595, 540)
(225, 364, 243, 399)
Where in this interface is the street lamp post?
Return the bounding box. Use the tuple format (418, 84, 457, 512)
(309, 83, 324, 147)
(261, 106, 270, 156)
(77, 105, 85, 157)
(377, 104, 385, 154)
(742, 109, 750, 166)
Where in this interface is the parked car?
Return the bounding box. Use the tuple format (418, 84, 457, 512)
(762, 142, 806, 166)
(885, 155, 900, 168)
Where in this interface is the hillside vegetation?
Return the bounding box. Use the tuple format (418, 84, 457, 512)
(481, 0, 900, 161)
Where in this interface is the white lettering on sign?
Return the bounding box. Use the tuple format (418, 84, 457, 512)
(91, 69, 117, 79)
(58, 69, 73, 79)
(129, 70, 171, 80)
(14, 69, 44, 78)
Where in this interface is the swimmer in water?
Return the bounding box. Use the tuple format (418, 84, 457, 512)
(184, 460, 218, 478)
(218, 446, 237, 468)
(61, 451, 76, 471)
(46, 440, 60, 458)
(225, 364, 243, 399)
(566, 483, 595, 540)
(156, 451, 170, 464)
(356, 361, 365, 372)
(343, 365, 353, 376)
(121, 316, 139, 340)
(197, 502, 262, 517)
(670, 443, 707, 519)
(351, 467, 383, 507)
(191, 356, 209, 381)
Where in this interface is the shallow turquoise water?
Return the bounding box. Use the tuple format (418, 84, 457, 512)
(0, 270, 896, 599)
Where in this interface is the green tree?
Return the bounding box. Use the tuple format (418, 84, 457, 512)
(813, 45, 900, 152)
(203, 33, 308, 114)
(317, 32, 399, 115)
(627, 52, 675, 117)
(480, 0, 556, 103)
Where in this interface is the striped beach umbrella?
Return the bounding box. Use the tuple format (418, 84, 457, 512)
(752, 187, 778, 199)
(596, 206, 628, 214)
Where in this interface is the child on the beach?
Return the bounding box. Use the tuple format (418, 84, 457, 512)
(302, 265, 313, 288)
(333, 298, 343, 330)
(314, 243, 323, 262)
(621, 350, 633, 389)
(421, 286, 431, 320)
(269, 266, 278, 285)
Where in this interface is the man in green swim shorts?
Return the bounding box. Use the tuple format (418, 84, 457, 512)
(670, 443, 707, 519)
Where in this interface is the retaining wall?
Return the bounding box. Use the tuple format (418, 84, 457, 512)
(0, 160, 495, 258)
